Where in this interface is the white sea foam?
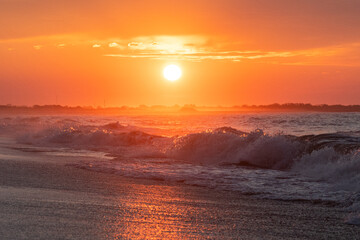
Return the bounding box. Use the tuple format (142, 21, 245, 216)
(167, 128, 304, 169)
(1, 114, 360, 225)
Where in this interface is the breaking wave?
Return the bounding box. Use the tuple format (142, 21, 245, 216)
(13, 122, 360, 174)
(15, 121, 165, 149)
(1, 116, 359, 225)
(167, 127, 360, 169)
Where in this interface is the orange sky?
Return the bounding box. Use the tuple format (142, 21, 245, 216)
(1, 0, 360, 106)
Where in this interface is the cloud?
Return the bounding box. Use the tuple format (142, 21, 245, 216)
(2, 33, 360, 66)
(97, 35, 303, 62)
(103, 37, 360, 66)
(102, 35, 299, 62)
(108, 42, 125, 49)
(103, 51, 295, 62)
(108, 42, 119, 48)
(128, 42, 144, 48)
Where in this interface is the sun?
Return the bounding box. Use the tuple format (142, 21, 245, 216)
(163, 64, 182, 81)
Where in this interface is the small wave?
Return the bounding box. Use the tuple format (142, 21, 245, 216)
(103, 121, 125, 130)
(299, 133, 360, 153)
(17, 122, 165, 150)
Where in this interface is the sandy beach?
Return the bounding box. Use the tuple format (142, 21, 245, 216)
(0, 142, 359, 240)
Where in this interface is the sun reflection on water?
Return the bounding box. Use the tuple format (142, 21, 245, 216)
(103, 183, 206, 239)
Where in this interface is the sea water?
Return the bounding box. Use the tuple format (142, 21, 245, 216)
(0, 112, 359, 224)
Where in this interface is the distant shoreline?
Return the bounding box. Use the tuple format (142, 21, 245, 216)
(0, 103, 360, 115)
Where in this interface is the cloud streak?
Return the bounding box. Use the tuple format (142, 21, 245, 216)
(102, 36, 360, 66)
(2, 34, 360, 66)
(104, 51, 295, 62)
(101, 35, 298, 62)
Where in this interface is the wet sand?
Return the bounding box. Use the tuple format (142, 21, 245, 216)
(0, 146, 359, 239)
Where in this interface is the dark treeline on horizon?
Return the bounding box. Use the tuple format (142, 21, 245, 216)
(238, 103, 360, 112)
(0, 103, 360, 114)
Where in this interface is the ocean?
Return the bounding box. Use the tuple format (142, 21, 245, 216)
(1, 112, 359, 225)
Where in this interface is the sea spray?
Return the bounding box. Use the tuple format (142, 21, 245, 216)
(1, 114, 360, 225)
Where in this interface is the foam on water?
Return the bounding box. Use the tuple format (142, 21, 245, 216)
(167, 128, 304, 169)
(1, 114, 360, 224)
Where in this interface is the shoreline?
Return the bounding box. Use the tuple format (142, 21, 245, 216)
(0, 146, 359, 239)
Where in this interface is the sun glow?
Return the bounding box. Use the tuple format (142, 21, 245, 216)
(163, 65, 182, 81)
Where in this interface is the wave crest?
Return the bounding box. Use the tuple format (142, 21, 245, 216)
(17, 122, 163, 149)
(168, 128, 304, 169)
